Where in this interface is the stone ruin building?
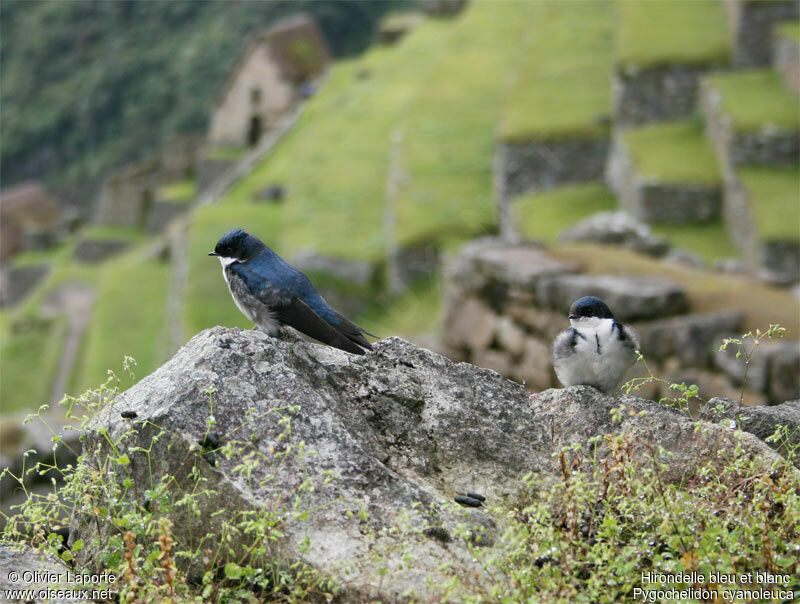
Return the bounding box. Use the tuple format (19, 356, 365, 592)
(207, 14, 330, 149)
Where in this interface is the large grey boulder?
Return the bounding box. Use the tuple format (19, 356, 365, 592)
(558, 211, 670, 257)
(79, 328, 552, 601)
(0, 545, 89, 603)
(532, 386, 788, 483)
(71, 329, 793, 601)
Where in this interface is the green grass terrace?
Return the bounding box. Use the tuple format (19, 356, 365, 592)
(703, 69, 800, 132)
(616, 0, 730, 70)
(738, 165, 800, 241)
(622, 121, 721, 185)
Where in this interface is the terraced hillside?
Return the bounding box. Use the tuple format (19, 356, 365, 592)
(1, 0, 798, 415)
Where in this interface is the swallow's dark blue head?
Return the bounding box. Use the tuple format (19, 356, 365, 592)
(568, 296, 615, 321)
(209, 228, 267, 262)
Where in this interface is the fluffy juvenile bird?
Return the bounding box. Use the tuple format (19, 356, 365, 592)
(210, 228, 374, 354)
(552, 296, 640, 392)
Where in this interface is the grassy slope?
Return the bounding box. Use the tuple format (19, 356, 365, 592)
(704, 69, 800, 131)
(182, 1, 544, 338)
(623, 121, 721, 184)
(738, 165, 800, 240)
(396, 1, 541, 246)
(514, 183, 617, 244)
(616, 0, 730, 69)
(777, 21, 800, 44)
(500, 1, 613, 142)
(0, 313, 66, 414)
(76, 253, 170, 392)
(160, 179, 196, 203)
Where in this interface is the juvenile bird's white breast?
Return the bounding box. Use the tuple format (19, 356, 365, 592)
(555, 317, 637, 392)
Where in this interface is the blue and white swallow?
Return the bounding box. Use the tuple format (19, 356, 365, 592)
(210, 228, 374, 354)
(552, 296, 640, 392)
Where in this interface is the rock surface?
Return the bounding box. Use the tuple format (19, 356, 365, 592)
(558, 211, 670, 257)
(72, 329, 793, 601)
(536, 273, 689, 321)
(700, 398, 800, 465)
(80, 328, 552, 601)
(0, 545, 88, 604)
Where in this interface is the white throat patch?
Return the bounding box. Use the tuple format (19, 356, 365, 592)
(570, 316, 607, 330)
(217, 256, 238, 267)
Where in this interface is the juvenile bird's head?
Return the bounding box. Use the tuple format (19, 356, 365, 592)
(208, 228, 267, 266)
(568, 296, 615, 328)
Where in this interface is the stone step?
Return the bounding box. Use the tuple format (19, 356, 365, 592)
(724, 165, 800, 283)
(774, 21, 800, 96)
(701, 69, 800, 171)
(613, 0, 730, 125)
(606, 121, 722, 223)
(724, 0, 800, 68)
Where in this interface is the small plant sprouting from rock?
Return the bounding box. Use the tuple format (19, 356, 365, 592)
(621, 350, 700, 416)
(720, 323, 786, 404)
(1, 359, 340, 603)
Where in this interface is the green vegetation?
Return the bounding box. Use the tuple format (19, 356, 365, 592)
(396, 1, 538, 245)
(514, 183, 617, 244)
(777, 20, 800, 44)
(80, 224, 145, 243)
(202, 145, 247, 162)
(443, 423, 799, 601)
(0, 314, 66, 414)
(704, 69, 800, 132)
(651, 222, 739, 265)
(623, 121, 721, 184)
(160, 179, 196, 203)
(76, 255, 169, 392)
(379, 12, 424, 33)
(356, 277, 441, 341)
(5, 370, 798, 602)
(0, 1, 407, 189)
(500, 1, 613, 142)
(3, 381, 339, 602)
(616, 0, 730, 69)
(738, 165, 800, 240)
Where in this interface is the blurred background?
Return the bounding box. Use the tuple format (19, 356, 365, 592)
(1, 0, 798, 470)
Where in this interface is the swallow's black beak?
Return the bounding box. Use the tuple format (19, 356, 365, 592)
(208, 251, 218, 256)
(568, 314, 577, 320)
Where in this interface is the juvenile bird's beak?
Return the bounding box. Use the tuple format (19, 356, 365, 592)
(208, 252, 218, 256)
(568, 314, 578, 320)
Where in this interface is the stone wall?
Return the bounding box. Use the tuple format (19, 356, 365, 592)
(606, 135, 721, 223)
(613, 64, 711, 126)
(196, 157, 237, 194)
(95, 160, 159, 228)
(159, 134, 202, 182)
(702, 79, 799, 170)
(0, 264, 50, 308)
(73, 238, 131, 264)
(147, 200, 191, 235)
(441, 238, 797, 404)
(774, 27, 800, 96)
(724, 0, 800, 67)
(495, 138, 609, 202)
(494, 137, 609, 236)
